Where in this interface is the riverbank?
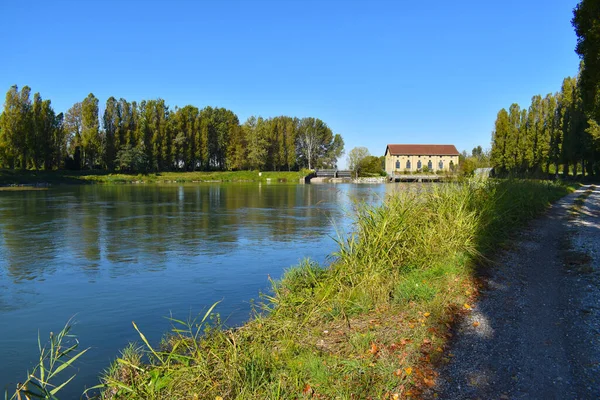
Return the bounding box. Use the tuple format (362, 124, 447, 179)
(86, 179, 574, 399)
(0, 169, 310, 186)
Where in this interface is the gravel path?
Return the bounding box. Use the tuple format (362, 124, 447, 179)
(429, 185, 600, 400)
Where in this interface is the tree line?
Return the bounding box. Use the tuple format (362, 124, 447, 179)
(491, 0, 600, 178)
(0, 87, 344, 173)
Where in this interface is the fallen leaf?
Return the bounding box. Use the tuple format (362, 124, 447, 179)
(423, 338, 431, 344)
(392, 394, 400, 400)
(394, 369, 402, 377)
(424, 312, 431, 317)
(472, 321, 480, 327)
(423, 377, 435, 388)
(303, 384, 313, 395)
(463, 303, 472, 310)
(370, 343, 379, 354)
(215, 397, 223, 400)
(405, 367, 413, 376)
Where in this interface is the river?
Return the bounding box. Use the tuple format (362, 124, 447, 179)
(0, 182, 402, 398)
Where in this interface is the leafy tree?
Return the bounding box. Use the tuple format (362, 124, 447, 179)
(103, 97, 120, 170)
(573, 0, 600, 121)
(64, 102, 83, 168)
(490, 108, 510, 172)
(115, 144, 149, 173)
(347, 146, 370, 178)
(359, 155, 384, 176)
(244, 116, 268, 170)
(0, 85, 32, 169)
(81, 93, 100, 168)
(296, 117, 342, 169)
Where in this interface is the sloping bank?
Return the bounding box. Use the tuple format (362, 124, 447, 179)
(94, 179, 572, 399)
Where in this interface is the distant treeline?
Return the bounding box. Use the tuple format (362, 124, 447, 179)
(0, 87, 344, 173)
(491, 1, 600, 178)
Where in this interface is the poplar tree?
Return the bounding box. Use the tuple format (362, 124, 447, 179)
(81, 93, 100, 168)
(490, 108, 510, 173)
(244, 116, 268, 170)
(103, 97, 120, 169)
(573, 0, 600, 121)
(64, 102, 83, 167)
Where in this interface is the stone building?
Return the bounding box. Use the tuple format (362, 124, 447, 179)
(384, 144, 460, 175)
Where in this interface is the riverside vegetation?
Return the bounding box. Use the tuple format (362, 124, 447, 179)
(7, 179, 574, 399)
(0, 169, 310, 186)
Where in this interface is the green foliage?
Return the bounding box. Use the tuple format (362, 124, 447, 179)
(347, 146, 370, 177)
(81, 93, 100, 169)
(0, 86, 343, 175)
(490, 57, 600, 178)
(115, 144, 149, 173)
(573, 0, 600, 122)
(359, 155, 384, 176)
(7, 319, 88, 400)
(296, 117, 343, 170)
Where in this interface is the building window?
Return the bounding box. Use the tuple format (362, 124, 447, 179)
(417, 160, 422, 170)
(406, 160, 411, 169)
(427, 160, 432, 170)
(395, 160, 400, 169)
(439, 160, 444, 170)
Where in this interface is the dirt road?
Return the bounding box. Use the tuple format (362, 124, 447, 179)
(430, 185, 600, 399)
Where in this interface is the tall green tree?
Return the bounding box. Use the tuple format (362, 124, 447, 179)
(0, 85, 32, 169)
(347, 146, 370, 178)
(296, 117, 342, 169)
(64, 102, 83, 168)
(490, 108, 510, 172)
(244, 116, 268, 170)
(573, 0, 600, 121)
(103, 96, 120, 170)
(81, 93, 100, 168)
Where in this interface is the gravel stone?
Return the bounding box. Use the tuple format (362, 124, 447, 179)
(428, 185, 600, 400)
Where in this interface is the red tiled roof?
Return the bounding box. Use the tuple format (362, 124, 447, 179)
(386, 144, 460, 156)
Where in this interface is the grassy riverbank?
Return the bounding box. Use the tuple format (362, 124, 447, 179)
(81, 179, 572, 399)
(0, 169, 309, 186)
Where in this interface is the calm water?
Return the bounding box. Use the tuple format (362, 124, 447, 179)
(0, 183, 400, 397)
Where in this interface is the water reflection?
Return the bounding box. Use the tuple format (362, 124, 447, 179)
(0, 184, 354, 283)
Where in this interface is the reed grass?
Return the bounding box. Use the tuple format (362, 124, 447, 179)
(33, 179, 569, 399)
(6, 319, 88, 400)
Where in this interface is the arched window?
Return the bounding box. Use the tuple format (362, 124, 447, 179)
(395, 160, 400, 169)
(427, 160, 432, 170)
(439, 160, 444, 170)
(406, 160, 411, 170)
(417, 160, 422, 170)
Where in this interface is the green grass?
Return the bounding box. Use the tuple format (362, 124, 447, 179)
(0, 169, 310, 185)
(87, 178, 573, 399)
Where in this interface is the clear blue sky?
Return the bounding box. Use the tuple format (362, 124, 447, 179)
(0, 0, 581, 168)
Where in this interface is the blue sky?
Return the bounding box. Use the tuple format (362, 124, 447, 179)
(0, 0, 581, 168)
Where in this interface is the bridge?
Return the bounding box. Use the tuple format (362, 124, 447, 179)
(315, 169, 353, 179)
